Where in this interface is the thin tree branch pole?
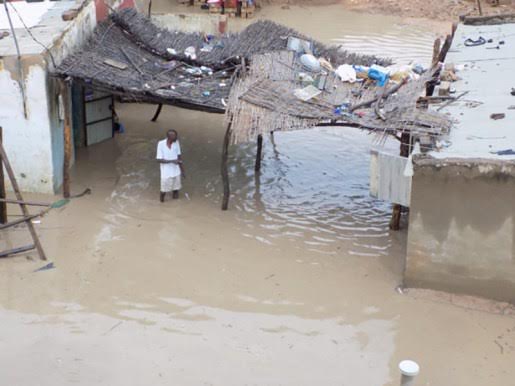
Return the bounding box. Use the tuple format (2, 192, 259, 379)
(3, 0, 27, 118)
(476, 0, 483, 16)
(374, 80, 389, 121)
(438, 34, 453, 64)
(151, 104, 163, 122)
(221, 118, 233, 211)
(350, 78, 407, 112)
(0, 142, 47, 260)
(148, 0, 152, 17)
(431, 38, 441, 68)
(255, 134, 263, 172)
(0, 127, 6, 224)
(60, 80, 72, 199)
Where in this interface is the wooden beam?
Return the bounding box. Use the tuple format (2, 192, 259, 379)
(0, 213, 43, 230)
(0, 127, 6, 224)
(0, 198, 51, 207)
(0, 142, 47, 260)
(60, 80, 72, 199)
(476, 0, 483, 16)
(221, 118, 233, 211)
(255, 134, 263, 172)
(151, 104, 163, 122)
(389, 132, 411, 231)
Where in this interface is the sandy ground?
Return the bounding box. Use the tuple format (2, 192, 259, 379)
(157, 0, 515, 21)
(266, 0, 515, 21)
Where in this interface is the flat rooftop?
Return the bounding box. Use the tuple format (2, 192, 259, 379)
(0, 0, 79, 56)
(430, 21, 515, 161)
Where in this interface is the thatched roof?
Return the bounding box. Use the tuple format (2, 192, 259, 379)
(54, 8, 387, 113)
(55, 9, 451, 145)
(226, 51, 452, 144)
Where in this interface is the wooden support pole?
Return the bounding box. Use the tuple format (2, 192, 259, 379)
(60, 80, 72, 199)
(151, 104, 163, 122)
(0, 127, 6, 224)
(438, 34, 453, 64)
(221, 119, 232, 211)
(389, 132, 411, 231)
(255, 134, 263, 172)
(431, 38, 441, 68)
(0, 142, 47, 260)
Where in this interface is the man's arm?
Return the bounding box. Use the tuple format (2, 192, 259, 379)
(178, 155, 186, 178)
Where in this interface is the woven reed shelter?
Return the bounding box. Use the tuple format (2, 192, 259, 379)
(54, 9, 452, 210)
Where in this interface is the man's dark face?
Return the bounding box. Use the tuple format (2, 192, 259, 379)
(167, 131, 177, 142)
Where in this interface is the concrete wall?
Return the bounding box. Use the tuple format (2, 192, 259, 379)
(0, 56, 55, 193)
(405, 159, 515, 303)
(0, 1, 96, 194)
(152, 13, 223, 35)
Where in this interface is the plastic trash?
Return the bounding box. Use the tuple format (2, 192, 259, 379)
(300, 54, 321, 72)
(184, 46, 197, 60)
(200, 43, 214, 52)
(368, 64, 389, 86)
(334, 102, 351, 115)
(203, 91, 211, 97)
(412, 63, 425, 75)
(167, 48, 177, 55)
(335, 64, 356, 83)
(34, 262, 55, 272)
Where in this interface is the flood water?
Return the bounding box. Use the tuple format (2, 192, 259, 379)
(1, 4, 514, 386)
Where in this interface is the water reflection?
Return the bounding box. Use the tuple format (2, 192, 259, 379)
(228, 128, 398, 255)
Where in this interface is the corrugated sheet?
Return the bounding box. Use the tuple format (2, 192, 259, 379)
(370, 150, 411, 206)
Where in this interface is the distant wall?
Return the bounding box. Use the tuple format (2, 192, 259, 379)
(152, 13, 223, 34)
(405, 159, 515, 303)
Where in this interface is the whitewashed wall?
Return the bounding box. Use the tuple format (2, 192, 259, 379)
(0, 1, 96, 194)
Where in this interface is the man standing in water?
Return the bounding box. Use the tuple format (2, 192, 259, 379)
(156, 129, 185, 202)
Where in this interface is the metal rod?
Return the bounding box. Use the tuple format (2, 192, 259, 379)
(0, 244, 35, 259)
(3, 0, 27, 118)
(0, 141, 47, 260)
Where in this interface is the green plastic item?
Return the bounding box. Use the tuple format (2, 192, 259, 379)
(50, 199, 70, 209)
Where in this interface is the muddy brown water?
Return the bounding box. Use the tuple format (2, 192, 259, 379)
(1, 5, 515, 386)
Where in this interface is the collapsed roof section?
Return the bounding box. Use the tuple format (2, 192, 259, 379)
(54, 8, 387, 113)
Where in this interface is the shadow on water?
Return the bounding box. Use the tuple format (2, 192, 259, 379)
(217, 127, 399, 256)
